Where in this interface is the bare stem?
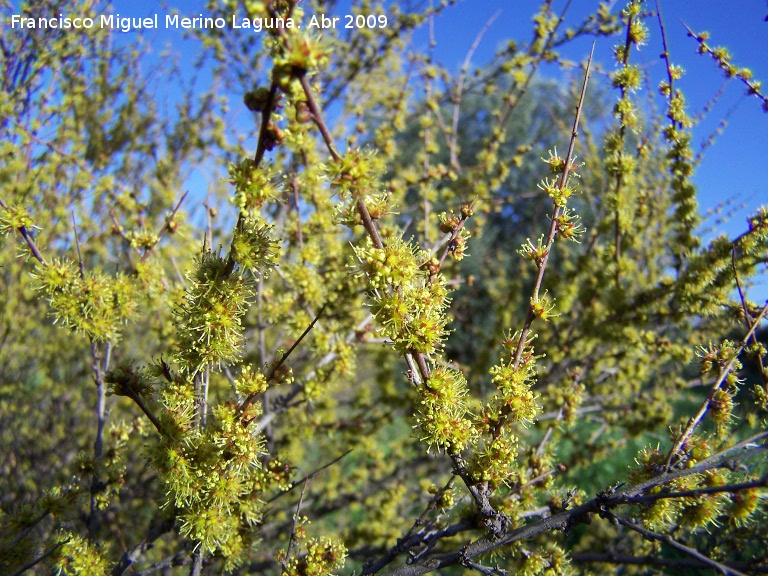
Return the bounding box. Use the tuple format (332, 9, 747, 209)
(298, 67, 499, 527)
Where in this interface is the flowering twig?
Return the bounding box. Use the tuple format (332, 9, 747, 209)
(665, 302, 768, 470)
(491, 43, 594, 439)
(606, 512, 749, 576)
(682, 22, 768, 112)
(298, 61, 501, 532)
(0, 197, 46, 264)
(382, 431, 768, 575)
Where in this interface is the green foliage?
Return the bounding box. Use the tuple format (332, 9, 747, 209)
(1, 0, 767, 574)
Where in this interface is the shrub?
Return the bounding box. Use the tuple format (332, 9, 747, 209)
(1, 0, 767, 574)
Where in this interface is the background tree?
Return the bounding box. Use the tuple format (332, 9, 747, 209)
(1, 0, 767, 574)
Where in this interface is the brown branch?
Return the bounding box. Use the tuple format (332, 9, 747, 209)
(298, 73, 341, 162)
(297, 64, 503, 531)
(126, 391, 166, 436)
(239, 304, 327, 419)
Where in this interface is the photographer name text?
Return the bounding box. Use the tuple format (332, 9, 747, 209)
(9, 12, 389, 33)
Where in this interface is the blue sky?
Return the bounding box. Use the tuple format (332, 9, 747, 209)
(7, 0, 766, 297)
(155, 0, 768, 295)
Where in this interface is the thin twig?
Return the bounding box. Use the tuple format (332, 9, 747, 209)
(608, 512, 749, 576)
(239, 304, 327, 419)
(9, 538, 69, 576)
(492, 43, 595, 439)
(125, 390, 166, 435)
(435, 199, 475, 269)
(450, 10, 501, 169)
(489, 0, 573, 151)
(140, 190, 188, 262)
(284, 479, 309, 567)
(0, 197, 46, 264)
(134, 550, 188, 575)
(423, 9, 435, 243)
(513, 465, 564, 495)
(665, 302, 768, 470)
(72, 212, 109, 538)
(682, 21, 768, 110)
(268, 449, 353, 504)
(298, 73, 341, 162)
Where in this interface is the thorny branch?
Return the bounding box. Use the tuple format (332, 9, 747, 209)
(381, 432, 768, 575)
